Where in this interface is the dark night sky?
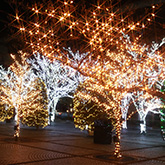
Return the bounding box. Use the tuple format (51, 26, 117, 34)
(0, 0, 12, 67)
(0, 0, 13, 33)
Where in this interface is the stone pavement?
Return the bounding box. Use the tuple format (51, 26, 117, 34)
(0, 119, 165, 165)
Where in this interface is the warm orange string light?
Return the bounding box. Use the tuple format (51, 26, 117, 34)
(10, 0, 159, 60)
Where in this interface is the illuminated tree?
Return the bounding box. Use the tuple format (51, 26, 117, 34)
(72, 47, 131, 157)
(0, 52, 48, 138)
(121, 35, 165, 133)
(130, 91, 161, 133)
(73, 36, 164, 157)
(27, 53, 83, 123)
(74, 77, 123, 157)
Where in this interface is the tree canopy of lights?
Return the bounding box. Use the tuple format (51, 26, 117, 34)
(9, 0, 163, 59)
(0, 52, 48, 138)
(10, 0, 78, 56)
(27, 52, 83, 123)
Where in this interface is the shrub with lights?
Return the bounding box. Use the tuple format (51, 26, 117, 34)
(0, 104, 15, 122)
(21, 78, 48, 128)
(73, 83, 114, 133)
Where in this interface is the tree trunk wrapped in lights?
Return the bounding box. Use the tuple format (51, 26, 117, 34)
(0, 52, 48, 138)
(74, 79, 122, 158)
(120, 92, 133, 129)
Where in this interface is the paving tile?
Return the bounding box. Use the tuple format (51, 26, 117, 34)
(56, 139, 115, 153)
(120, 141, 153, 150)
(24, 157, 114, 165)
(129, 159, 165, 165)
(17, 141, 105, 156)
(0, 121, 165, 165)
(87, 153, 146, 165)
(0, 143, 70, 165)
(122, 146, 165, 158)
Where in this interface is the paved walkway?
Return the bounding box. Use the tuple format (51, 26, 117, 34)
(0, 120, 165, 165)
